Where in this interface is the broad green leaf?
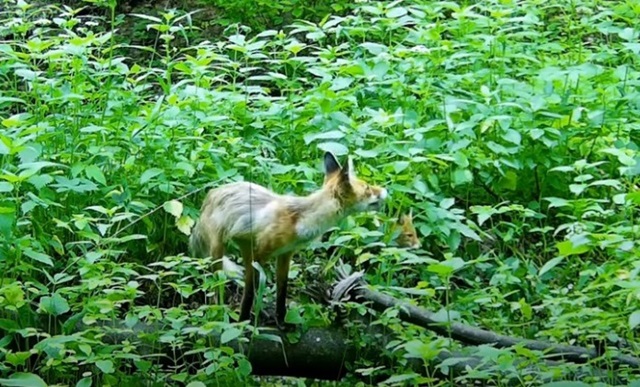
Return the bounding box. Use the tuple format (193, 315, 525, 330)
(303, 130, 345, 144)
(6, 352, 30, 366)
(569, 184, 587, 196)
(452, 168, 473, 185)
(317, 142, 348, 156)
(0, 373, 47, 387)
(0, 335, 12, 348)
(549, 166, 574, 173)
(0, 318, 19, 331)
(0, 136, 10, 154)
(544, 197, 570, 209)
(354, 149, 378, 158)
(19, 161, 65, 173)
(470, 205, 495, 226)
(381, 373, 419, 385)
(453, 152, 469, 167)
(14, 69, 38, 81)
(39, 293, 70, 316)
(427, 258, 465, 277)
(440, 198, 455, 209)
(186, 383, 206, 387)
(221, 327, 242, 344)
(538, 256, 564, 277)
(85, 251, 103, 264)
(498, 170, 518, 191)
(503, 129, 522, 145)
(588, 179, 621, 189)
(627, 191, 640, 205)
(0, 206, 16, 238)
(285, 308, 304, 324)
(95, 359, 114, 374)
(330, 77, 352, 91)
(2, 284, 24, 307)
(0, 182, 13, 192)
(386, 7, 407, 18)
(76, 378, 92, 387)
(237, 358, 252, 377)
(139, 168, 163, 184)
(393, 161, 410, 173)
(85, 165, 106, 185)
(360, 42, 388, 55)
(456, 223, 481, 241)
(78, 344, 92, 355)
(619, 27, 637, 41)
(23, 248, 54, 267)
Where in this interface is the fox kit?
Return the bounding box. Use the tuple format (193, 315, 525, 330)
(393, 209, 421, 249)
(189, 152, 388, 330)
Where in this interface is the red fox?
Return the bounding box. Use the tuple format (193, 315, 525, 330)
(393, 209, 421, 249)
(189, 152, 388, 330)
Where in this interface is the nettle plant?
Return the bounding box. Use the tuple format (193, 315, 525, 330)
(0, 0, 639, 385)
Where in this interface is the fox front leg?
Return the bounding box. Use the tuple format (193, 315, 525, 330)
(238, 261, 257, 322)
(275, 253, 296, 332)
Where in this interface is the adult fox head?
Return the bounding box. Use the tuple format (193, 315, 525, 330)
(322, 152, 388, 213)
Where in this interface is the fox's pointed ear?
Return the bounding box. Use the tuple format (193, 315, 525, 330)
(408, 208, 413, 218)
(341, 156, 354, 179)
(324, 152, 341, 176)
(397, 215, 405, 225)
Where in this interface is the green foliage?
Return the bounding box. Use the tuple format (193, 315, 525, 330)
(0, 0, 639, 385)
(198, 0, 356, 31)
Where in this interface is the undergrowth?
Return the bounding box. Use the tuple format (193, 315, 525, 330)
(0, 0, 639, 385)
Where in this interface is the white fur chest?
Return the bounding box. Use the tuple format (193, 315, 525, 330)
(295, 199, 341, 241)
(295, 220, 330, 242)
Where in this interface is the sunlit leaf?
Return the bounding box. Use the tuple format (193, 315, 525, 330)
(163, 200, 183, 218)
(556, 240, 590, 257)
(177, 215, 195, 236)
(317, 142, 348, 156)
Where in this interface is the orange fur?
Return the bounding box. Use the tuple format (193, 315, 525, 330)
(189, 152, 387, 329)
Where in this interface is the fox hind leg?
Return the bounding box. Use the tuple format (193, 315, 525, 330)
(238, 243, 258, 322)
(206, 234, 227, 305)
(275, 253, 295, 332)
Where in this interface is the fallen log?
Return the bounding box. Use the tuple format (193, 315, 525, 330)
(66, 266, 629, 385)
(76, 317, 622, 385)
(327, 268, 640, 370)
